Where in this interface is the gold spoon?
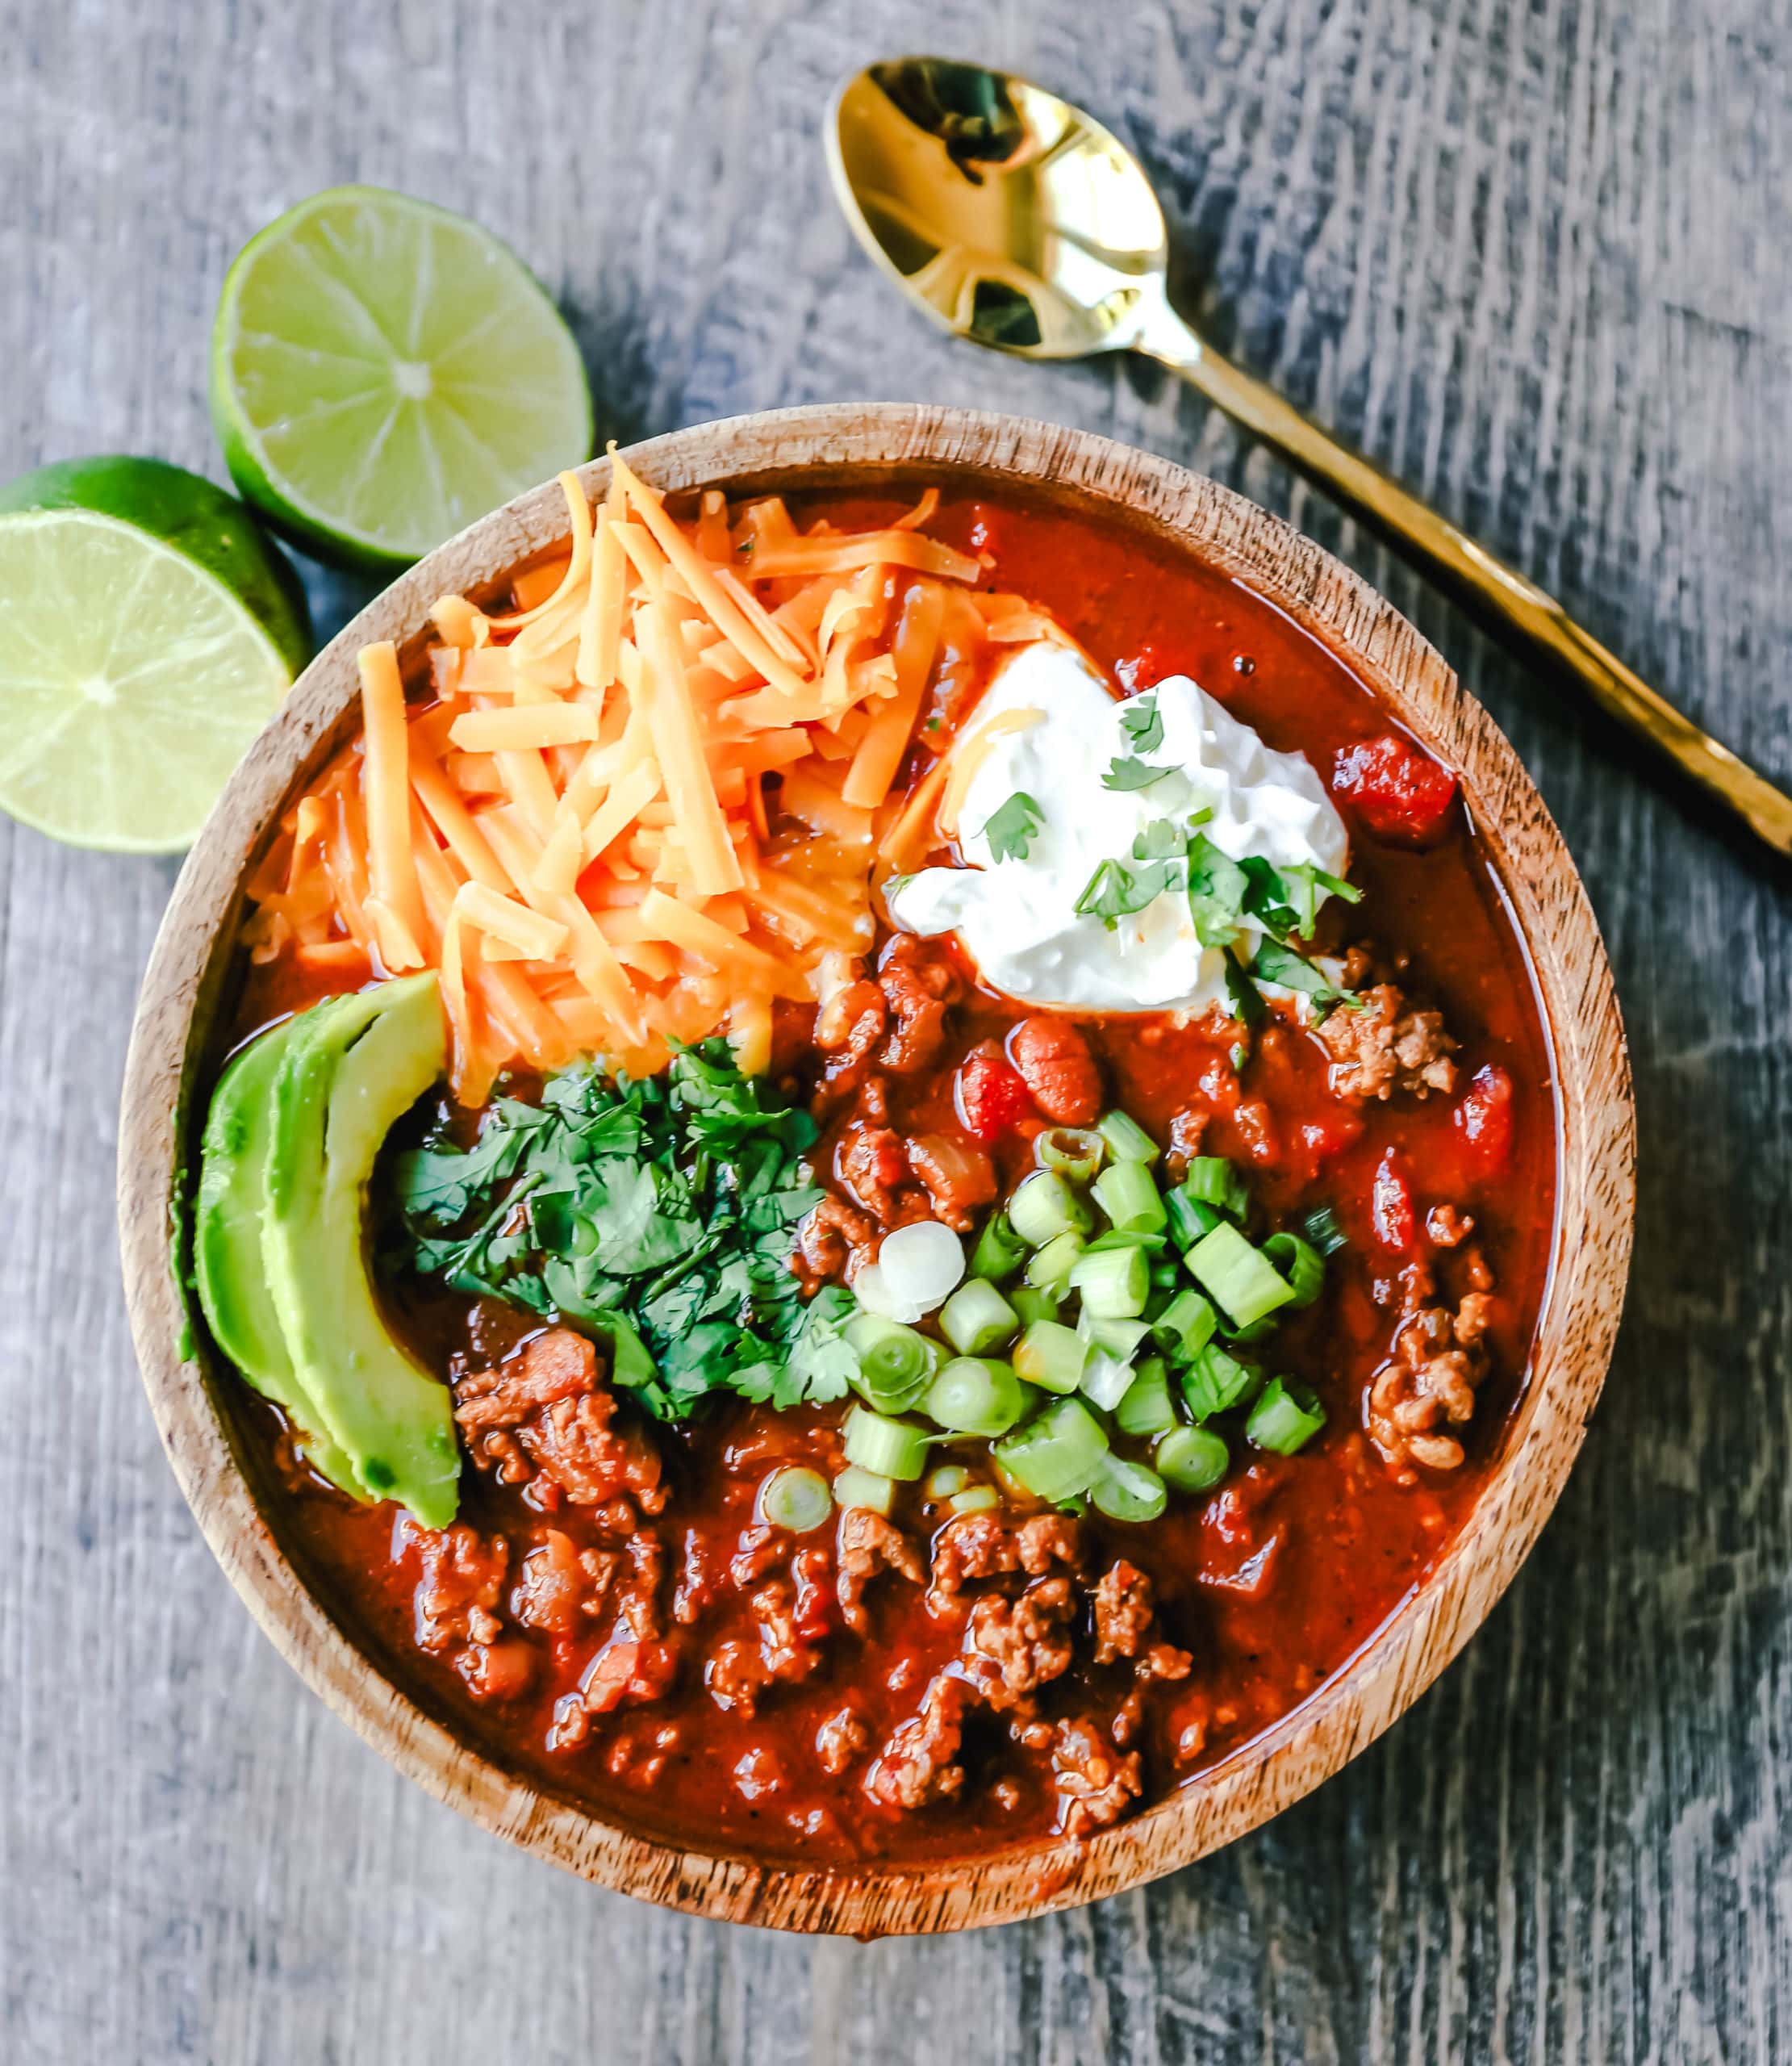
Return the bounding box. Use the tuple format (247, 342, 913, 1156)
(829, 56, 1792, 857)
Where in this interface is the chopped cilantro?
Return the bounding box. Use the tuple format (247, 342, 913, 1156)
(983, 789, 1044, 862)
(386, 1043, 854, 1421)
(1073, 856, 1164, 927)
(1102, 754, 1170, 792)
(1119, 694, 1164, 754)
(1250, 938, 1352, 1008)
(1223, 956, 1268, 1026)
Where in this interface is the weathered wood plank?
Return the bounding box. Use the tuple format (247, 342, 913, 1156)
(2, 0, 1788, 2056)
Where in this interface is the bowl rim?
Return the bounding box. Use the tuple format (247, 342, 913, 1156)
(118, 402, 1635, 1935)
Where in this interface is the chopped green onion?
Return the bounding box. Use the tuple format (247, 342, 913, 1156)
(756, 1465, 833, 1533)
(993, 1396, 1109, 1503)
(846, 1313, 940, 1411)
(1152, 1286, 1218, 1361)
(1096, 1109, 1159, 1165)
(832, 1465, 896, 1515)
(1091, 1454, 1169, 1524)
(938, 1278, 1021, 1357)
(1010, 1284, 1062, 1326)
(1180, 1342, 1263, 1420)
(1221, 1313, 1281, 1346)
(1184, 1220, 1297, 1328)
(1114, 1355, 1177, 1437)
(1300, 1202, 1348, 1257)
(1164, 1184, 1223, 1251)
(1077, 1310, 1153, 1360)
(843, 1404, 933, 1481)
(924, 1357, 1026, 1437)
(969, 1210, 1027, 1282)
(1080, 1347, 1138, 1412)
(1082, 1226, 1167, 1254)
(1091, 1159, 1167, 1236)
(1008, 1169, 1089, 1247)
(925, 1463, 971, 1499)
(1069, 1243, 1150, 1319)
(1013, 1319, 1089, 1395)
(1263, 1232, 1326, 1306)
(1149, 1258, 1182, 1290)
(949, 1485, 1001, 1516)
(1155, 1424, 1230, 1492)
(1034, 1126, 1106, 1182)
(1182, 1155, 1251, 1222)
(1245, 1377, 1326, 1454)
(1025, 1229, 1084, 1294)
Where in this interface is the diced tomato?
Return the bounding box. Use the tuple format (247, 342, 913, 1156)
(956, 1043, 1037, 1142)
(1333, 734, 1459, 843)
(1454, 1064, 1515, 1173)
(1371, 1148, 1417, 1252)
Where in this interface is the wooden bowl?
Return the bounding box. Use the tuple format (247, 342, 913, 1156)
(118, 404, 1635, 1934)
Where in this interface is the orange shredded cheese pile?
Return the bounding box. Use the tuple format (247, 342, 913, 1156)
(242, 457, 1063, 1101)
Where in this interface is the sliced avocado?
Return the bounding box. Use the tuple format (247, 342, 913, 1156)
(194, 1017, 364, 1495)
(262, 974, 460, 1527)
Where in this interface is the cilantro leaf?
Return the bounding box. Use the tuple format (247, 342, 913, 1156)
(382, 1038, 860, 1423)
(1102, 754, 1170, 792)
(1250, 939, 1353, 1009)
(1075, 856, 1173, 927)
(982, 790, 1044, 862)
(1184, 834, 1251, 947)
(1223, 956, 1268, 1026)
(1119, 694, 1163, 753)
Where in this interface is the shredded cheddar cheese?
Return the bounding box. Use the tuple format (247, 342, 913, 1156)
(244, 457, 1043, 1097)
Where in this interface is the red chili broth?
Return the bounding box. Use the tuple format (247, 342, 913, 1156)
(224, 487, 1558, 1865)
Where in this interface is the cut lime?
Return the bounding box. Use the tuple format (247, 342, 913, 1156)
(211, 186, 595, 571)
(0, 456, 307, 852)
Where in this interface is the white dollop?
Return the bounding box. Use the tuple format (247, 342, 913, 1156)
(887, 642, 1349, 1014)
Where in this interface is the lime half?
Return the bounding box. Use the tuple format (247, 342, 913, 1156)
(0, 457, 307, 852)
(211, 186, 595, 571)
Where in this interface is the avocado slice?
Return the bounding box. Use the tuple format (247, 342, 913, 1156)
(263, 974, 461, 1527)
(194, 1017, 365, 1495)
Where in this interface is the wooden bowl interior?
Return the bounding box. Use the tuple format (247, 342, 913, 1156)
(119, 404, 1635, 1934)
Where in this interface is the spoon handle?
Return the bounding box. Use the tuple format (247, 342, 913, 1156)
(1135, 303, 1792, 856)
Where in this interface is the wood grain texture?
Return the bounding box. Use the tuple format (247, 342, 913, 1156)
(116, 405, 1633, 1936)
(2, 0, 1786, 2055)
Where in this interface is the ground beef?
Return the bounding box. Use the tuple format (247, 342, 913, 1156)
(1091, 1560, 1155, 1666)
(1009, 1016, 1102, 1124)
(794, 1193, 878, 1285)
(817, 978, 888, 1067)
(816, 1705, 871, 1775)
(1427, 1202, 1476, 1247)
(963, 1577, 1077, 1707)
(865, 1673, 971, 1809)
(905, 1131, 997, 1230)
(408, 1522, 508, 1652)
(511, 1529, 616, 1636)
(836, 1508, 925, 1633)
(877, 935, 960, 1073)
(1051, 1717, 1142, 1838)
(926, 1511, 1082, 1617)
(1320, 984, 1458, 1102)
(1164, 1105, 1209, 1177)
(549, 1637, 680, 1750)
(838, 1122, 913, 1223)
(1368, 1278, 1500, 1473)
(453, 1328, 665, 1513)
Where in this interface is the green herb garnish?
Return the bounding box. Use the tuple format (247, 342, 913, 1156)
(1101, 754, 1170, 792)
(983, 789, 1044, 862)
(387, 1043, 857, 1420)
(1119, 694, 1163, 754)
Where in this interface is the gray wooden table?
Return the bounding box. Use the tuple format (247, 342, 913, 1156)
(3, 0, 1788, 2059)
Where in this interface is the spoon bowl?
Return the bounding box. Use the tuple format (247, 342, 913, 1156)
(829, 58, 1170, 360)
(828, 55, 1792, 858)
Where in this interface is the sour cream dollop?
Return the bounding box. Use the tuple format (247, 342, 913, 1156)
(885, 642, 1350, 1014)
